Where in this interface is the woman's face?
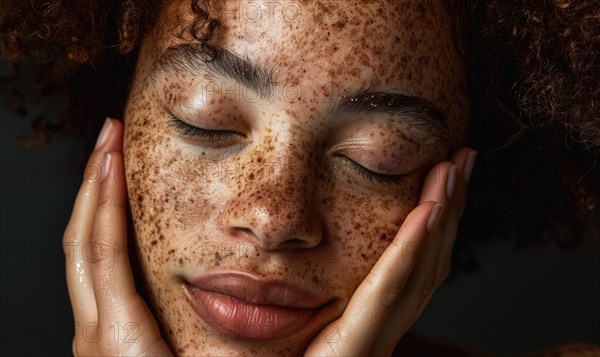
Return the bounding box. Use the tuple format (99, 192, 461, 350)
(124, 0, 469, 355)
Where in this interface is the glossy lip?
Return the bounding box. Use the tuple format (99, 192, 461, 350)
(182, 271, 333, 340)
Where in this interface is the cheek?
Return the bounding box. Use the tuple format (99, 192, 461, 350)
(124, 92, 215, 274)
(317, 177, 419, 295)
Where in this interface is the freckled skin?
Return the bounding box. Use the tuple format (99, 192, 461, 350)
(124, 0, 468, 355)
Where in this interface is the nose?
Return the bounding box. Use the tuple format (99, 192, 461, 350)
(221, 162, 323, 251)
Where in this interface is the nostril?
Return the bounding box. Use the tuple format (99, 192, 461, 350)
(227, 227, 254, 239)
(280, 238, 312, 249)
(239, 227, 253, 234)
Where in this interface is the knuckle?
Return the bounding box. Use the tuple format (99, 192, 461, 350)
(63, 224, 80, 243)
(362, 270, 379, 289)
(97, 192, 125, 213)
(63, 225, 82, 257)
(87, 240, 117, 264)
(380, 287, 402, 309)
(96, 193, 114, 211)
(62, 224, 79, 248)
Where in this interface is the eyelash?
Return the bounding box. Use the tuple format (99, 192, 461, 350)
(167, 115, 242, 140)
(169, 116, 406, 186)
(341, 156, 408, 186)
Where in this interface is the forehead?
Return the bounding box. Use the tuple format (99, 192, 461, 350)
(214, 1, 455, 81)
(148, 0, 468, 140)
(157, 2, 457, 69)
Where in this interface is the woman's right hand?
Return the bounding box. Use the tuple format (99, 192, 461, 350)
(63, 118, 172, 356)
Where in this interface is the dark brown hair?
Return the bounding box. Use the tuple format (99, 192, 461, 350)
(1, 0, 598, 276)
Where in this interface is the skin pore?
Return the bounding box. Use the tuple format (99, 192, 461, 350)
(123, 0, 469, 355)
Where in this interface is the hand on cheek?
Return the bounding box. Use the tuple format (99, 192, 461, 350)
(63, 118, 172, 357)
(305, 147, 477, 357)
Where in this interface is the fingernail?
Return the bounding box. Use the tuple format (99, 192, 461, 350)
(446, 165, 458, 199)
(427, 203, 442, 233)
(95, 117, 113, 149)
(102, 152, 112, 180)
(463, 151, 477, 184)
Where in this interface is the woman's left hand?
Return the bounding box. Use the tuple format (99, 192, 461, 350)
(305, 147, 477, 357)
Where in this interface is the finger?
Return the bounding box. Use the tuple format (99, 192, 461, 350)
(448, 147, 474, 209)
(90, 149, 169, 354)
(417, 149, 472, 289)
(394, 215, 450, 323)
(405, 163, 456, 301)
(91, 150, 139, 322)
(418, 149, 474, 283)
(419, 163, 453, 208)
(64, 118, 117, 323)
(306, 201, 439, 357)
(437, 149, 477, 279)
(419, 147, 473, 204)
(416, 160, 455, 283)
(370, 162, 457, 355)
(405, 161, 455, 305)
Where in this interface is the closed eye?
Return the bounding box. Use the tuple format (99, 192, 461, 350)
(167, 115, 245, 140)
(336, 155, 408, 186)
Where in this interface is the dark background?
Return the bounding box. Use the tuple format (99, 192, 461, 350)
(1, 59, 599, 356)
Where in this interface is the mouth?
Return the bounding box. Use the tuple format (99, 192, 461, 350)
(181, 271, 333, 340)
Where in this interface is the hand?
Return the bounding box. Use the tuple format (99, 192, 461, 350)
(305, 148, 477, 357)
(63, 118, 172, 356)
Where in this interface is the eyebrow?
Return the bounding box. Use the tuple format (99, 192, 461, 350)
(330, 89, 449, 141)
(152, 44, 275, 99)
(152, 44, 449, 141)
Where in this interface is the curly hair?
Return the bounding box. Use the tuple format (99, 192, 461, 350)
(481, 0, 600, 151)
(1, 0, 598, 275)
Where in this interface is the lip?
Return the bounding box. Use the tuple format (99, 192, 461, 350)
(182, 271, 332, 340)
